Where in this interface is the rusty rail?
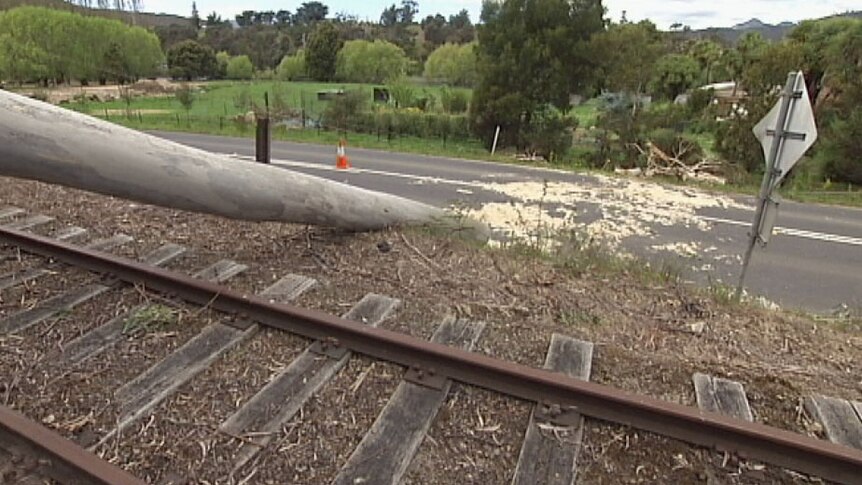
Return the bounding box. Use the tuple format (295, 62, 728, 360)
(0, 405, 145, 485)
(1, 226, 860, 483)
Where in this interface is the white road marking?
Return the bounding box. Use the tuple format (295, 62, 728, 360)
(264, 156, 483, 189)
(236, 155, 862, 248)
(701, 216, 862, 246)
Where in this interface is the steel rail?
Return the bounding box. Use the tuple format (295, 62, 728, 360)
(0, 405, 146, 485)
(1, 226, 860, 483)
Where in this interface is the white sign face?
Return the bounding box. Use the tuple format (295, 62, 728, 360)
(752, 71, 818, 186)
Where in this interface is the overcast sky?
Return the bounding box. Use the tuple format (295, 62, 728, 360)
(145, 1, 859, 30)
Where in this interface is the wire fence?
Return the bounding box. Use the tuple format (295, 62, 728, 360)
(95, 109, 477, 146)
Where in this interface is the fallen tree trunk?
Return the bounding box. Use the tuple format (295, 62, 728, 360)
(0, 91, 486, 237)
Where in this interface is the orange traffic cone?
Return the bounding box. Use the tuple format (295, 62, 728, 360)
(336, 140, 351, 169)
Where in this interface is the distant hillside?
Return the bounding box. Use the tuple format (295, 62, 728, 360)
(681, 10, 862, 44)
(0, 0, 188, 28)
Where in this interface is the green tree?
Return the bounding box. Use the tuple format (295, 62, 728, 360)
(305, 22, 342, 81)
(421, 14, 448, 54)
(322, 90, 367, 131)
(295, 1, 329, 25)
(190, 2, 201, 30)
(469, 0, 605, 150)
(447, 9, 475, 44)
(167, 40, 217, 81)
(0, 11, 49, 84)
(689, 39, 722, 84)
(423, 42, 477, 86)
(226, 54, 254, 79)
(215, 51, 230, 78)
(736, 31, 767, 65)
(0, 7, 162, 85)
(175, 84, 195, 124)
(591, 21, 665, 97)
(335, 39, 408, 83)
(380, 0, 420, 59)
(229, 27, 291, 71)
(650, 53, 700, 100)
(715, 48, 743, 87)
(121, 26, 165, 80)
(277, 50, 306, 81)
(154, 23, 198, 50)
(816, 20, 862, 184)
(788, 18, 859, 107)
(739, 41, 801, 97)
(235, 10, 255, 27)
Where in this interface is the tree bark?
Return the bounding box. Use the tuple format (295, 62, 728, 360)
(0, 91, 487, 237)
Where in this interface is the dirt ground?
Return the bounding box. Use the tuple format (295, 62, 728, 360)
(12, 78, 192, 104)
(0, 175, 859, 484)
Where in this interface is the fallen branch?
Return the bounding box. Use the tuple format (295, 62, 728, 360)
(623, 142, 726, 185)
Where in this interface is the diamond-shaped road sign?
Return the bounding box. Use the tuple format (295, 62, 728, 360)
(751, 71, 818, 241)
(736, 71, 819, 300)
(752, 71, 818, 189)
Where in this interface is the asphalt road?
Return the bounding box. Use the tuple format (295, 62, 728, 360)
(151, 131, 862, 313)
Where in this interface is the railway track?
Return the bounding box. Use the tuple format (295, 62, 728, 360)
(0, 206, 860, 484)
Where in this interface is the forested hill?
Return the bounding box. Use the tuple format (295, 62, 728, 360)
(684, 11, 862, 43)
(0, 0, 186, 27)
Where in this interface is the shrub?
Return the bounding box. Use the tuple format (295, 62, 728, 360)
(226, 55, 254, 80)
(714, 96, 773, 173)
(305, 22, 341, 82)
(440, 87, 469, 113)
(335, 40, 408, 83)
(819, 107, 862, 185)
(522, 106, 577, 161)
(322, 90, 367, 131)
(423, 43, 477, 87)
(233, 88, 252, 112)
(215, 51, 230, 79)
(650, 53, 700, 100)
(387, 78, 415, 109)
(29, 89, 49, 102)
(175, 84, 194, 112)
(646, 128, 704, 164)
(255, 69, 275, 81)
(277, 50, 306, 81)
(687, 88, 714, 116)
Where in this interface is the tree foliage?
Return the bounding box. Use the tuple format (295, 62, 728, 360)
(650, 53, 700, 100)
(153, 23, 198, 50)
(335, 39, 408, 83)
(277, 50, 306, 81)
(0, 6, 162, 85)
(470, 0, 605, 153)
(380, 0, 420, 58)
(175, 83, 195, 112)
(166, 40, 217, 81)
(688, 39, 722, 84)
(294, 1, 329, 25)
(815, 20, 862, 184)
(591, 20, 665, 96)
(215, 51, 230, 78)
(225, 54, 254, 79)
(739, 41, 801, 97)
(423, 43, 476, 87)
(305, 21, 342, 81)
(420, 9, 475, 57)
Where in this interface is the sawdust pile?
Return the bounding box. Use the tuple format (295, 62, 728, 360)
(468, 174, 748, 250)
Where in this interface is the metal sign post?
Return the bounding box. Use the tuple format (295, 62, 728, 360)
(735, 72, 818, 300)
